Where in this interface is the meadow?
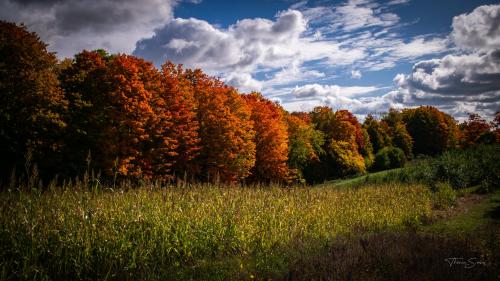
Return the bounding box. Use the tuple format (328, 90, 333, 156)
(0, 182, 434, 281)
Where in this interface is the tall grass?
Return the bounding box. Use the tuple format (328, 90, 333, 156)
(0, 182, 433, 280)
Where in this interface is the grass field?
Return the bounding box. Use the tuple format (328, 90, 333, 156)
(0, 182, 434, 280)
(1, 145, 499, 280)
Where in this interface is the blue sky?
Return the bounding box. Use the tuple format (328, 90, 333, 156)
(1, 0, 499, 119)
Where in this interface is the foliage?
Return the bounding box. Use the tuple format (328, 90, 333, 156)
(389, 121, 413, 159)
(102, 55, 162, 178)
(244, 93, 289, 183)
(459, 113, 493, 147)
(354, 144, 500, 190)
(59, 50, 110, 176)
(0, 21, 67, 179)
(363, 114, 391, 153)
(328, 140, 366, 177)
(307, 107, 366, 182)
(359, 128, 374, 168)
(371, 146, 406, 171)
(285, 113, 324, 182)
(430, 182, 456, 210)
(186, 70, 255, 182)
(158, 62, 200, 178)
(402, 106, 459, 156)
(0, 182, 433, 280)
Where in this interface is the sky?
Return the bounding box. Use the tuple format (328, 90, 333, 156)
(1, 0, 499, 120)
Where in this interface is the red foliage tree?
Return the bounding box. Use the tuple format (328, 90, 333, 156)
(185, 70, 255, 182)
(460, 113, 492, 147)
(154, 62, 200, 180)
(244, 93, 289, 183)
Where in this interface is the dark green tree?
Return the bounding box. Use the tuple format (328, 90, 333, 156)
(0, 21, 68, 180)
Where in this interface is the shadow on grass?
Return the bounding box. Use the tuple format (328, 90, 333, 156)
(485, 200, 500, 220)
(284, 231, 499, 281)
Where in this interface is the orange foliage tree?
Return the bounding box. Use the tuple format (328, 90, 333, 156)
(244, 93, 289, 183)
(185, 70, 255, 182)
(99, 55, 161, 179)
(460, 113, 492, 147)
(158, 62, 200, 178)
(61, 53, 194, 181)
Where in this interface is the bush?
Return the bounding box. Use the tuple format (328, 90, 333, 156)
(431, 182, 456, 209)
(371, 147, 406, 171)
(365, 144, 500, 190)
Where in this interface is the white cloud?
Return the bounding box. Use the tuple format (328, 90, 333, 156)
(291, 84, 379, 98)
(0, 0, 178, 58)
(134, 10, 309, 72)
(224, 73, 263, 93)
(387, 5, 500, 118)
(301, 0, 401, 33)
(351, 69, 362, 79)
(282, 83, 400, 116)
(133, 9, 367, 74)
(392, 51, 500, 117)
(451, 4, 500, 51)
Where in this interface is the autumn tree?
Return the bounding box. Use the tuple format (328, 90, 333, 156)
(460, 113, 492, 147)
(61, 52, 182, 180)
(402, 106, 459, 156)
(286, 113, 324, 182)
(363, 114, 391, 154)
(93, 55, 164, 178)
(244, 93, 289, 183)
(185, 70, 255, 182)
(306, 107, 365, 182)
(381, 109, 413, 159)
(158, 62, 200, 178)
(59, 50, 110, 176)
(360, 128, 374, 168)
(492, 111, 500, 143)
(0, 21, 67, 180)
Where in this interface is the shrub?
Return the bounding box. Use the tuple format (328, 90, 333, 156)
(372, 147, 406, 171)
(431, 182, 456, 209)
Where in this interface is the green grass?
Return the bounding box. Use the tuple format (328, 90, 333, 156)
(424, 190, 500, 235)
(320, 168, 402, 189)
(0, 182, 433, 281)
(324, 144, 500, 191)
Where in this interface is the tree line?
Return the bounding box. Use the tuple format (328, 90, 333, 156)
(1, 21, 499, 185)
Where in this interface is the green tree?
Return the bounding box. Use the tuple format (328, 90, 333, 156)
(363, 114, 391, 153)
(402, 106, 459, 156)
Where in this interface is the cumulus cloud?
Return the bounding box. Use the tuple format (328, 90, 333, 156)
(0, 0, 178, 57)
(133, 9, 367, 74)
(451, 4, 500, 51)
(392, 51, 500, 117)
(282, 83, 400, 116)
(388, 5, 500, 118)
(224, 73, 263, 93)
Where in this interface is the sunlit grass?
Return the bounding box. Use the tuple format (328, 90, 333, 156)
(0, 183, 433, 280)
